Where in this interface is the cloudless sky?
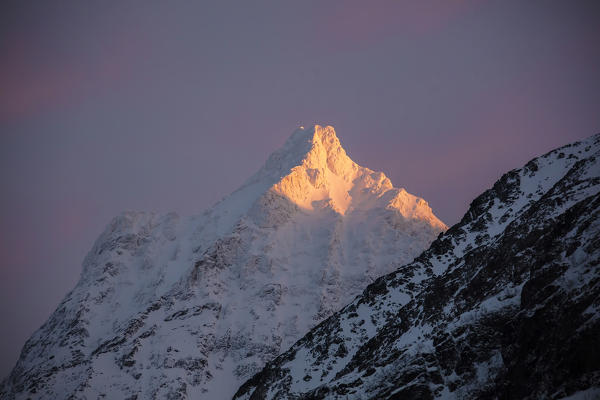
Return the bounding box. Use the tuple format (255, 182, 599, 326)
(1, 0, 599, 378)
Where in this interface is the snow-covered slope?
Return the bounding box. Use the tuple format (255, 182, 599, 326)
(1, 125, 445, 399)
(235, 133, 600, 400)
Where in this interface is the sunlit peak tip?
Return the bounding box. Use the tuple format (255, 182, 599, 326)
(290, 124, 338, 141)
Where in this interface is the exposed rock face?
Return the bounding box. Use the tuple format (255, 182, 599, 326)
(0, 125, 445, 399)
(234, 133, 600, 400)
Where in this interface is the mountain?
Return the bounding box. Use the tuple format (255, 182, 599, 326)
(1, 125, 446, 399)
(234, 133, 600, 400)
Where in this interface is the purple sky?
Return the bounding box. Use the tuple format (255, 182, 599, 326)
(1, 0, 599, 378)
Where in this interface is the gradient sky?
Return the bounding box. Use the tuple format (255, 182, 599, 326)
(1, 0, 599, 378)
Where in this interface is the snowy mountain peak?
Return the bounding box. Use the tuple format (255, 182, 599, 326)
(251, 124, 445, 224)
(205, 124, 445, 238)
(265, 124, 366, 214)
(267, 125, 347, 172)
(261, 124, 357, 188)
(1, 125, 447, 400)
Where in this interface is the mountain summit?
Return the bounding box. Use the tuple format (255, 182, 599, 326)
(205, 125, 445, 234)
(261, 125, 444, 221)
(2, 125, 446, 399)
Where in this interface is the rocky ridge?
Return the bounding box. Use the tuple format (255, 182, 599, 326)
(234, 133, 600, 400)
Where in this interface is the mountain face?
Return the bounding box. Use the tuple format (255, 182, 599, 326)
(234, 134, 600, 400)
(1, 125, 445, 399)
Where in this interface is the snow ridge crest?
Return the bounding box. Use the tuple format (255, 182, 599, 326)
(253, 125, 445, 224)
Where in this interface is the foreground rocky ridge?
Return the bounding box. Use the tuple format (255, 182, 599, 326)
(1, 125, 445, 399)
(235, 133, 600, 400)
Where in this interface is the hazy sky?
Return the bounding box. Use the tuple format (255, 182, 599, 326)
(1, 0, 599, 378)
